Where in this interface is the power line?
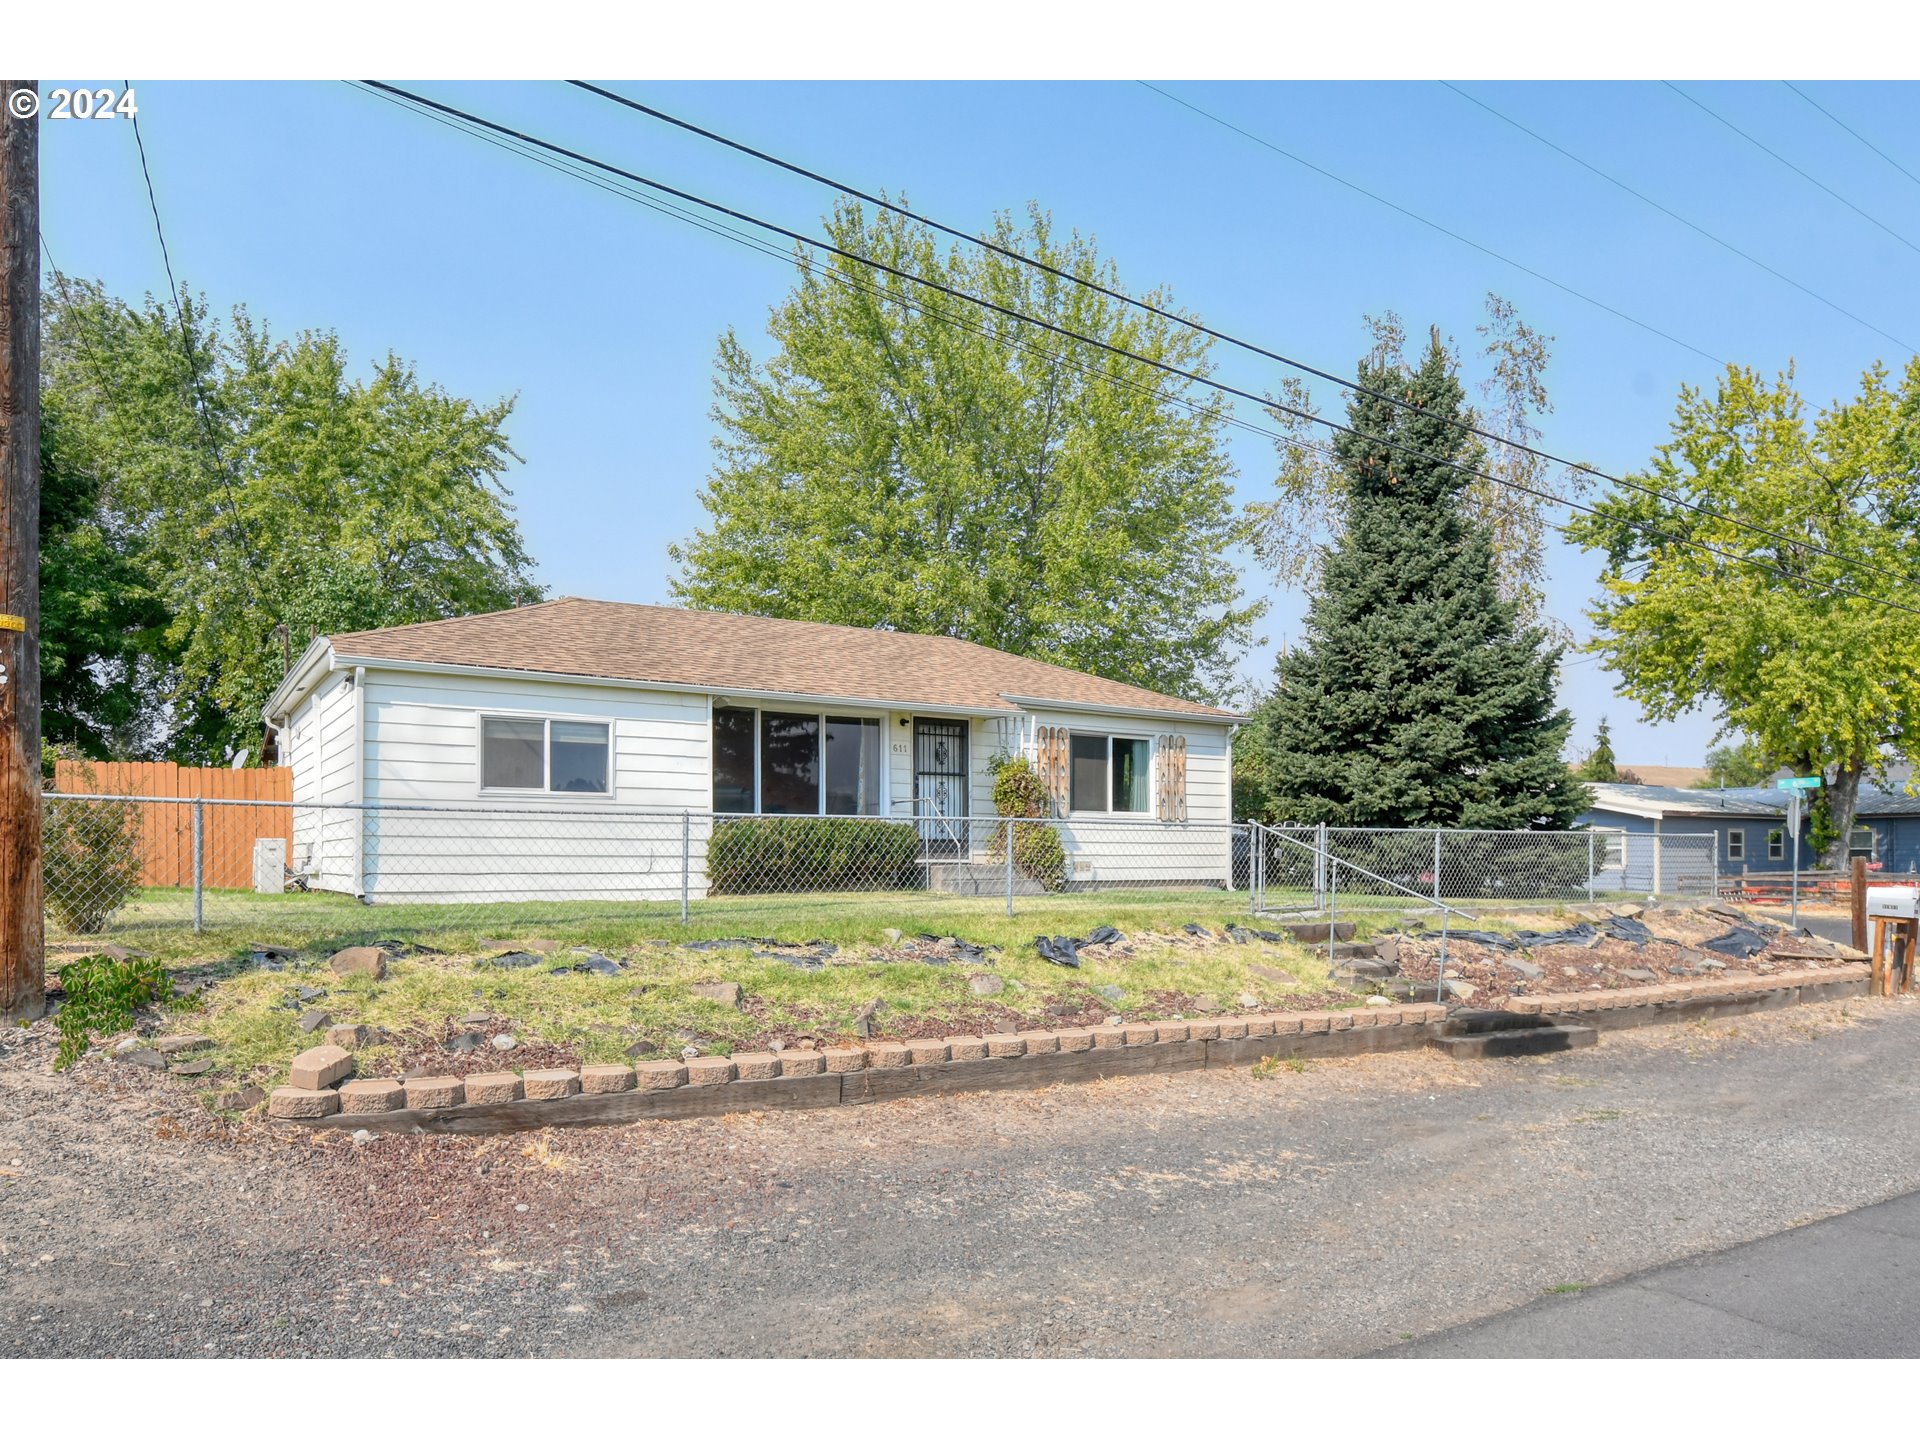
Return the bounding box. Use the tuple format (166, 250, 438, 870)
(1438, 81, 1914, 355)
(1664, 81, 1920, 259)
(566, 78, 1920, 594)
(1781, 81, 1920, 195)
(352, 80, 1920, 621)
(126, 90, 264, 576)
(1133, 80, 1727, 367)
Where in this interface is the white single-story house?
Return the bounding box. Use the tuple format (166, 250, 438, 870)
(261, 598, 1244, 904)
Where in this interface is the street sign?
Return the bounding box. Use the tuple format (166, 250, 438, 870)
(1777, 776, 1823, 790)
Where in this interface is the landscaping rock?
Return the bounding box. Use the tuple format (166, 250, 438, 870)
(172, 1059, 214, 1076)
(446, 1031, 483, 1053)
(1181, 922, 1206, 936)
(1501, 957, 1545, 981)
(296, 1009, 332, 1034)
(491, 1033, 517, 1051)
(968, 974, 1005, 997)
(485, 949, 547, 969)
(571, 952, 621, 976)
(154, 1034, 212, 1055)
(1364, 994, 1393, 1007)
(853, 998, 882, 1038)
(691, 981, 742, 1008)
(625, 1038, 659, 1059)
(1092, 983, 1123, 1003)
(1374, 935, 1401, 965)
(881, 927, 903, 945)
(295, 985, 326, 1001)
(1622, 968, 1659, 982)
(1238, 993, 1260, 1008)
(1443, 977, 1478, 1001)
(459, 1011, 494, 1026)
(115, 1048, 167, 1070)
(325, 1024, 372, 1049)
(1610, 903, 1645, 919)
(212, 1084, 266, 1111)
(329, 946, 387, 980)
(289, 1044, 353, 1090)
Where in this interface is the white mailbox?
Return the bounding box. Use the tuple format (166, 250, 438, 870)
(1866, 886, 1919, 921)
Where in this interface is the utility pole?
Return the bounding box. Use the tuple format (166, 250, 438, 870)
(0, 82, 42, 1023)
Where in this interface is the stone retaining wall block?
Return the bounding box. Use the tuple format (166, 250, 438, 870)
(581, 1064, 637, 1094)
(684, 1057, 735, 1086)
(1123, 1023, 1160, 1046)
(906, 1039, 951, 1065)
(730, 1053, 781, 1082)
(867, 1042, 911, 1069)
(1021, 1032, 1060, 1055)
(1057, 1029, 1096, 1053)
(462, 1072, 524, 1105)
(945, 1036, 989, 1062)
(289, 1044, 354, 1091)
(269, 1087, 340, 1119)
(1153, 1022, 1189, 1043)
(338, 1079, 405, 1114)
(523, 1069, 582, 1100)
(635, 1061, 688, 1090)
(986, 1034, 1026, 1058)
(403, 1075, 464, 1109)
(778, 1051, 826, 1077)
(1091, 1026, 1126, 1049)
(823, 1047, 868, 1073)
(1216, 1018, 1248, 1039)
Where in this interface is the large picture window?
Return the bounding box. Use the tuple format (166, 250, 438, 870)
(1068, 733, 1152, 814)
(712, 706, 884, 815)
(481, 716, 611, 795)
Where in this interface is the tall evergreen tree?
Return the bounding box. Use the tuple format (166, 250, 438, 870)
(1575, 717, 1619, 782)
(1254, 331, 1588, 829)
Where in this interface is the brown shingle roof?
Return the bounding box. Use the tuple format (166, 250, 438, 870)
(327, 598, 1238, 720)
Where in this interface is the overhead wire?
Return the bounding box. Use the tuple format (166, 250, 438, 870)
(349, 80, 1920, 620)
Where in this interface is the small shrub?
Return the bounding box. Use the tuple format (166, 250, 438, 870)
(43, 785, 143, 935)
(987, 756, 1067, 892)
(53, 953, 171, 1069)
(707, 816, 923, 895)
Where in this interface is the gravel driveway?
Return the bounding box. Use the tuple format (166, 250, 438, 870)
(6, 993, 1918, 1357)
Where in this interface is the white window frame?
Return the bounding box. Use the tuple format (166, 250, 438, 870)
(1066, 731, 1155, 817)
(1848, 825, 1877, 861)
(1726, 829, 1745, 861)
(478, 713, 614, 799)
(711, 705, 887, 817)
(1766, 828, 1785, 861)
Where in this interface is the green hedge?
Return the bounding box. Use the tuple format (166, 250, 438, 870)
(707, 816, 924, 895)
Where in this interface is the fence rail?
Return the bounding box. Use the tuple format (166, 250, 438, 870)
(40, 792, 1723, 944)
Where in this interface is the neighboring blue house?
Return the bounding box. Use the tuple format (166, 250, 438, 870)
(1580, 781, 1920, 878)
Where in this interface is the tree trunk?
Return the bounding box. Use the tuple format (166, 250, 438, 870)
(1822, 759, 1864, 870)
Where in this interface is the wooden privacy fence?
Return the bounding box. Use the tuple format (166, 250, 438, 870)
(50, 761, 293, 889)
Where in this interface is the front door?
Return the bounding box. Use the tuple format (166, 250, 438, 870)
(913, 718, 970, 857)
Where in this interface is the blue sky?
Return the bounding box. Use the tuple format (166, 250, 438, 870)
(37, 79, 1920, 767)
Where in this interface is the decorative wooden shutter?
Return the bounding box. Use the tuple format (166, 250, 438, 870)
(1155, 734, 1187, 822)
(1034, 725, 1070, 816)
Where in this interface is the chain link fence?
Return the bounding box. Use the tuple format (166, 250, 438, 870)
(42, 791, 1719, 946)
(1248, 822, 1719, 918)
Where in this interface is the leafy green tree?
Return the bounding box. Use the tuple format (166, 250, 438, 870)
(670, 201, 1260, 703)
(1696, 735, 1775, 789)
(40, 393, 172, 756)
(1251, 330, 1588, 829)
(40, 277, 544, 760)
(1569, 360, 1920, 865)
(1575, 717, 1619, 782)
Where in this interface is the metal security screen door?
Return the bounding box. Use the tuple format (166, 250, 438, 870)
(913, 719, 969, 856)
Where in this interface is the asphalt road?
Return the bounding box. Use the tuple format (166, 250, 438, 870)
(1389, 1187, 1920, 1357)
(6, 992, 1920, 1357)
